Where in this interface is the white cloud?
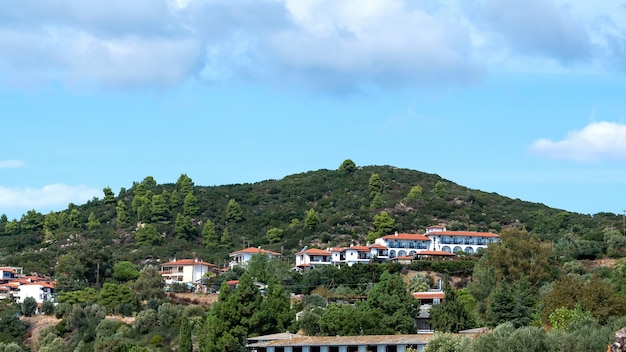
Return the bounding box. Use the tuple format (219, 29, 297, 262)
(0, 160, 25, 168)
(0, 183, 100, 215)
(529, 121, 626, 162)
(0, 0, 625, 91)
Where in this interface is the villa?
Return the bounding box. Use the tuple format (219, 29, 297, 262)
(229, 247, 282, 268)
(160, 258, 216, 286)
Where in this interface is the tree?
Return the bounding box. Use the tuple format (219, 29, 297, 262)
(429, 280, 471, 333)
(150, 194, 170, 223)
(133, 266, 165, 302)
(179, 316, 192, 352)
(304, 208, 320, 231)
(183, 192, 200, 217)
(338, 159, 357, 174)
(225, 199, 243, 223)
(115, 201, 130, 228)
(221, 228, 232, 246)
(113, 261, 140, 282)
(134, 224, 161, 245)
(266, 227, 283, 244)
(202, 219, 218, 248)
(367, 211, 395, 242)
(175, 214, 195, 241)
(407, 273, 430, 293)
(103, 187, 115, 204)
(87, 212, 100, 229)
(405, 185, 423, 201)
(99, 283, 137, 314)
(433, 181, 446, 197)
(21, 297, 37, 317)
(202, 273, 263, 352)
(21, 210, 44, 231)
(259, 283, 295, 334)
(368, 173, 383, 198)
(176, 174, 194, 196)
(43, 211, 60, 240)
(362, 270, 418, 334)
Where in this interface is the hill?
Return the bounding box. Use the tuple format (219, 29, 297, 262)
(0, 162, 621, 281)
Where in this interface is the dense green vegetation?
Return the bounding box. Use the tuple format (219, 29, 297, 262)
(1, 161, 626, 351)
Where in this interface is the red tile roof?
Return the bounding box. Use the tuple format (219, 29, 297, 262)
(368, 243, 388, 249)
(413, 291, 445, 299)
(417, 250, 456, 256)
(381, 233, 430, 241)
(160, 259, 216, 267)
(296, 248, 331, 256)
(230, 247, 281, 256)
(0, 268, 16, 274)
(426, 231, 499, 238)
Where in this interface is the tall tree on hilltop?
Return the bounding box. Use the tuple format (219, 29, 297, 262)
(103, 186, 115, 204)
(176, 174, 194, 196)
(338, 159, 357, 174)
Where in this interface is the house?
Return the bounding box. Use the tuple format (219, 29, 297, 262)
(0, 285, 11, 300)
(15, 281, 55, 305)
(229, 247, 281, 268)
(375, 233, 431, 259)
(330, 245, 373, 266)
(413, 291, 445, 333)
(247, 334, 434, 352)
(160, 258, 216, 285)
(0, 267, 21, 282)
(295, 248, 333, 270)
(424, 226, 499, 254)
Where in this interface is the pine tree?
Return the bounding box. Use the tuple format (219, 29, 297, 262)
(368, 173, 383, 198)
(183, 192, 200, 217)
(179, 316, 192, 352)
(225, 199, 243, 222)
(303, 208, 320, 231)
(202, 219, 218, 249)
(429, 279, 471, 333)
(116, 201, 130, 228)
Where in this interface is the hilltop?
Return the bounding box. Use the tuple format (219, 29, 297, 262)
(0, 161, 621, 279)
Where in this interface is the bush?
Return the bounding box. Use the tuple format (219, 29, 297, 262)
(21, 297, 37, 317)
(41, 300, 55, 316)
(133, 309, 157, 334)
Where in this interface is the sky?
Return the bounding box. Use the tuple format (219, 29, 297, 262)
(1, 0, 626, 220)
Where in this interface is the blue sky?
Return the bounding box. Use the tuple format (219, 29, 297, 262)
(1, 0, 626, 220)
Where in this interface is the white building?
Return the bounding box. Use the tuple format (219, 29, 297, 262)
(375, 233, 431, 258)
(160, 259, 216, 284)
(229, 247, 282, 269)
(15, 282, 55, 304)
(424, 226, 499, 254)
(295, 248, 333, 270)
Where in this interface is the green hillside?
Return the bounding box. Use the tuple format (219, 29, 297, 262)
(0, 161, 621, 280)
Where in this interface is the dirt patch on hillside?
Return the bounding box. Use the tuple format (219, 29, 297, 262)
(168, 292, 219, 308)
(22, 315, 61, 349)
(582, 258, 618, 270)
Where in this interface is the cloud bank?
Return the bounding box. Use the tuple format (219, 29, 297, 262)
(0, 0, 623, 91)
(0, 183, 100, 218)
(529, 121, 626, 162)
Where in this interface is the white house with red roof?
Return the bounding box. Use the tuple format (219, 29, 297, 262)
(375, 226, 499, 257)
(160, 258, 216, 284)
(424, 225, 499, 254)
(0, 267, 20, 281)
(229, 247, 282, 269)
(295, 248, 333, 270)
(374, 232, 431, 258)
(15, 281, 56, 305)
(330, 244, 388, 266)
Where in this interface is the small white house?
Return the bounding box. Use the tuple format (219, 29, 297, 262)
(160, 259, 216, 284)
(15, 282, 55, 304)
(229, 247, 281, 268)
